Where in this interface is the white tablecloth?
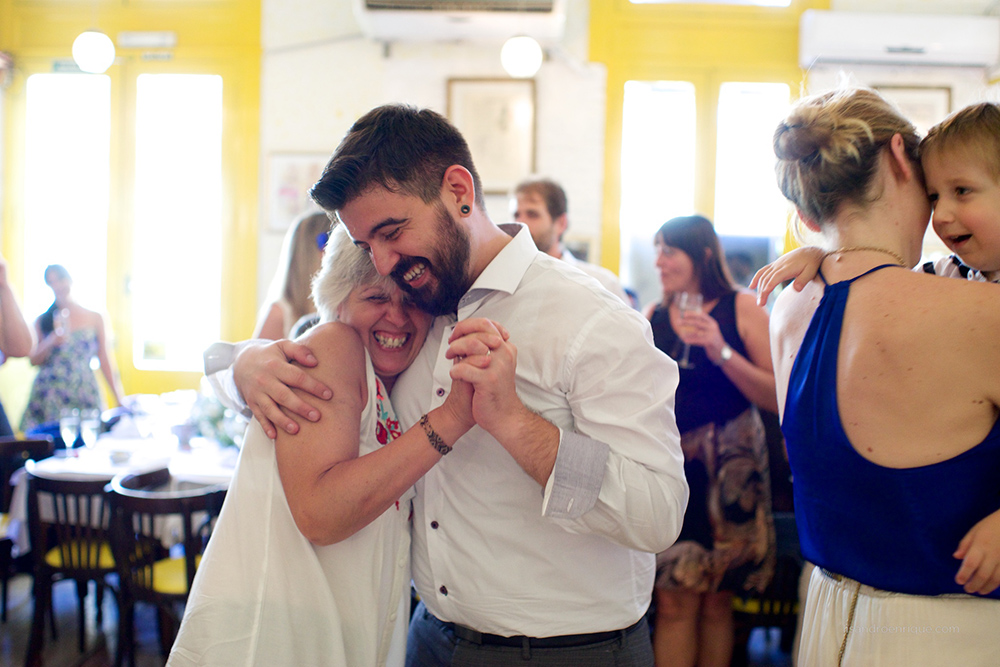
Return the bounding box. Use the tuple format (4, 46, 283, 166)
(6, 435, 236, 556)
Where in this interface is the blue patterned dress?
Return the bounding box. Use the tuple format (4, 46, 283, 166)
(20, 328, 102, 432)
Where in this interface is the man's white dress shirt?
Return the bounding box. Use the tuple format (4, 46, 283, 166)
(561, 249, 631, 306)
(395, 224, 687, 638)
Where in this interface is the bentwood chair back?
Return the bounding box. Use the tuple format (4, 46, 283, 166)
(25, 471, 119, 667)
(109, 467, 227, 666)
(0, 437, 54, 623)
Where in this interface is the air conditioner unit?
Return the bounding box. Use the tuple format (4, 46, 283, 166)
(353, 0, 567, 43)
(800, 10, 1000, 69)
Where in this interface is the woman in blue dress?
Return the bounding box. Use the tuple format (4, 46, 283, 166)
(770, 87, 1000, 665)
(20, 264, 124, 432)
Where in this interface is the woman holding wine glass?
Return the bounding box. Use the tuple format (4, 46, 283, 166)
(21, 264, 124, 433)
(643, 215, 778, 667)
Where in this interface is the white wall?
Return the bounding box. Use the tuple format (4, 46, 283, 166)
(257, 0, 607, 310)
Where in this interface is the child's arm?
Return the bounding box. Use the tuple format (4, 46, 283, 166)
(750, 246, 827, 306)
(954, 509, 1000, 595)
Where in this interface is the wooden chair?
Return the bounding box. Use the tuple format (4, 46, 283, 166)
(25, 471, 120, 667)
(109, 467, 227, 667)
(0, 437, 54, 623)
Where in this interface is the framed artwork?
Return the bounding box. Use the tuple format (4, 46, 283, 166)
(874, 85, 952, 136)
(266, 152, 329, 232)
(447, 78, 536, 194)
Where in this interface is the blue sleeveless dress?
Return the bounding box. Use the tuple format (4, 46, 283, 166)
(783, 265, 1000, 598)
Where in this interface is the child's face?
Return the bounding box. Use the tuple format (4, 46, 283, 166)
(923, 147, 1000, 274)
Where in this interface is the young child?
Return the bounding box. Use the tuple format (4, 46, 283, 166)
(753, 101, 1000, 301)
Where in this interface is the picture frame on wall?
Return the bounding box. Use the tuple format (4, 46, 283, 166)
(874, 85, 952, 136)
(266, 152, 330, 232)
(447, 78, 536, 195)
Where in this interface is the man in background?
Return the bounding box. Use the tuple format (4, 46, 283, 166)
(512, 176, 632, 305)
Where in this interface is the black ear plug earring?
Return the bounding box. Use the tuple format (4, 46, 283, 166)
(461, 204, 471, 215)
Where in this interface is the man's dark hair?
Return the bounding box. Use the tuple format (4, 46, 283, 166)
(310, 104, 485, 213)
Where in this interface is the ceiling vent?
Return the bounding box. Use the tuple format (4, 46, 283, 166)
(353, 0, 567, 42)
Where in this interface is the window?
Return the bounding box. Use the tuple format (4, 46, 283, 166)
(24, 74, 110, 320)
(620, 80, 696, 305)
(132, 74, 224, 371)
(713, 81, 791, 238)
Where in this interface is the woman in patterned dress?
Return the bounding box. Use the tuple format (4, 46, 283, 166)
(170, 224, 511, 666)
(21, 264, 123, 432)
(644, 215, 778, 667)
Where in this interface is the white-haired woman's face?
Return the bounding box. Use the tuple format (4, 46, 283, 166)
(337, 282, 432, 385)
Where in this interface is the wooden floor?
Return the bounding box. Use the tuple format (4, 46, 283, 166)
(0, 572, 165, 667)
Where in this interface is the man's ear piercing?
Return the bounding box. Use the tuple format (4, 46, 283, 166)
(461, 204, 471, 215)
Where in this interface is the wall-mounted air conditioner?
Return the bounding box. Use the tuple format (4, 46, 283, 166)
(800, 10, 1000, 69)
(353, 0, 567, 43)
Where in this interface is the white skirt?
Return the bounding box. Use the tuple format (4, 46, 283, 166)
(798, 566, 1000, 666)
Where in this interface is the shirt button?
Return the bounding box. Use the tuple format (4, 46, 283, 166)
(436, 388, 445, 397)
(430, 521, 439, 529)
(390, 612, 397, 621)
(439, 585, 448, 596)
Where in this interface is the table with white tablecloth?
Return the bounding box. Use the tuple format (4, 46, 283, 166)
(6, 435, 236, 556)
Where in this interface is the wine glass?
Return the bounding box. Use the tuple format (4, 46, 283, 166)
(59, 408, 80, 451)
(675, 292, 703, 369)
(79, 410, 101, 450)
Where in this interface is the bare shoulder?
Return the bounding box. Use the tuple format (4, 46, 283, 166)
(734, 290, 768, 317)
(81, 308, 107, 333)
(916, 272, 1000, 337)
(297, 322, 367, 399)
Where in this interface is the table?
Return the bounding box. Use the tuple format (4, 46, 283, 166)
(6, 435, 236, 556)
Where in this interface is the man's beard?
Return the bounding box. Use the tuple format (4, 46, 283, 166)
(390, 204, 472, 317)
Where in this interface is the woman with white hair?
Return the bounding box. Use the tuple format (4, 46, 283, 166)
(169, 224, 511, 666)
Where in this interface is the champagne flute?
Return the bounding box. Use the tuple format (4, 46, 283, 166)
(59, 408, 80, 451)
(79, 410, 101, 449)
(675, 292, 703, 369)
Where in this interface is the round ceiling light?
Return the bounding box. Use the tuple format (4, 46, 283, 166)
(72, 31, 116, 74)
(501, 35, 543, 79)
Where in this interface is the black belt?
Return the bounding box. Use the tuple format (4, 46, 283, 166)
(447, 617, 643, 649)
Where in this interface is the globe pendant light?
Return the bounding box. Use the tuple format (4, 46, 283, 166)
(501, 35, 543, 79)
(73, 30, 116, 74)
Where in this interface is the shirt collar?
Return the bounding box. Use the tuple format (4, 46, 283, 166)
(456, 223, 537, 315)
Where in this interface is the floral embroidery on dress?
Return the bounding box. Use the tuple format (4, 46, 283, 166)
(374, 378, 401, 446)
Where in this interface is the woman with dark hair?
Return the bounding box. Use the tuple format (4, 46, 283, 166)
(644, 215, 777, 667)
(21, 264, 124, 432)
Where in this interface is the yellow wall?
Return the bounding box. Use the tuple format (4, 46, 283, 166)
(588, 0, 828, 271)
(0, 0, 260, 426)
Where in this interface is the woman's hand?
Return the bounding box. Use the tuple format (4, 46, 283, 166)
(750, 246, 827, 306)
(233, 339, 333, 438)
(954, 509, 1000, 595)
(47, 330, 67, 348)
(676, 310, 728, 364)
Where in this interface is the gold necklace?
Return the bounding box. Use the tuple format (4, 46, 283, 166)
(827, 246, 905, 267)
